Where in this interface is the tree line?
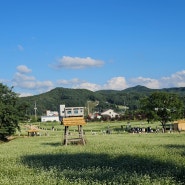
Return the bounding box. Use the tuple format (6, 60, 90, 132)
(0, 83, 185, 140)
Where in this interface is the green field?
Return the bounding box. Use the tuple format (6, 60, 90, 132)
(0, 121, 185, 185)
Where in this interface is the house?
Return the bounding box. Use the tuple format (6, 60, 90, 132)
(88, 112, 101, 120)
(41, 115, 59, 122)
(46, 110, 58, 116)
(41, 105, 84, 122)
(41, 110, 59, 122)
(101, 109, 119, 118)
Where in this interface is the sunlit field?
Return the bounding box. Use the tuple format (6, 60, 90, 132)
(0, 121, 185, 185)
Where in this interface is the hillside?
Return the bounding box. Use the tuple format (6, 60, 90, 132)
(18, 88, 105, 115)
(18, 85, 185, 116)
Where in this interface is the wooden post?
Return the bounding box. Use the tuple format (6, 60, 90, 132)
(80, 125, 85, 145)
(64, 126, 69, 145)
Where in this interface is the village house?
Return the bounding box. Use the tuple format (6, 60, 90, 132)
(41, 110, 59, 122)
(101, 109, 119, 118)
(41, 105, 85, 122)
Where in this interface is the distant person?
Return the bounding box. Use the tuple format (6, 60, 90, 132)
(52, 126, 54, 131)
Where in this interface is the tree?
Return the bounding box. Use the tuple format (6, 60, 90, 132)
(16, 102, 30, 122)
(0, 83, 20, 141)
(140, 92, 184, 132)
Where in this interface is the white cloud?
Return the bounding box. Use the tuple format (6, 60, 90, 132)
(35, 81, 53, 89)
(58, 77, 128, 91)
(176, 81, 185, 87)
(12, 66, 54, 92)
(9, 64, 185, 97)
(126, 70, 185, 89)
(57, 78, 83, 85)
(160, 70, 185, 88)
(18, 92, 33, 97)
(0, 78, 10, 83)
(13, 73, 53, 90)
(17, 65, 32, 73)
(57, 78, 100, 91)
(74, 82, 101, 91)
(59, 71, 185, 92)
(129, 77, 160, 89)
(55, 56, 104, 69)
(14, 72, 35, 82)
(103, 77, 128, 90)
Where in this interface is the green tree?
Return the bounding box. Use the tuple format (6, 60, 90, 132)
(0, 83, 20, 141)
(140, 92, 184, 132)
(16, 102, 30, 122)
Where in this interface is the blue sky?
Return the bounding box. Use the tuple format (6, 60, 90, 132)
(1, 0, 185, 97)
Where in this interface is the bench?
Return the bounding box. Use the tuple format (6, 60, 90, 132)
(62, 117, 86, 145)
(27, 130, 40, 136)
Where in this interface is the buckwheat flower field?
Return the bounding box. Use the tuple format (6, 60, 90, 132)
(0, 122, 185, 185)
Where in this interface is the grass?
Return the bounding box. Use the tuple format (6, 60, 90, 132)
(0, 121, 185, 184)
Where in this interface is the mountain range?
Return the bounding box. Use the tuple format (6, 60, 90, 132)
(18, 85, 185, 116)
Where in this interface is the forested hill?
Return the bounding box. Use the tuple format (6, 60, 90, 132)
(18, 85, 185, 116)
(18, 87, 105, 115)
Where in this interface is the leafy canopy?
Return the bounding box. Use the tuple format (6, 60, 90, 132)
(0, 83, 20, 140)
(140, 92, 184, 129)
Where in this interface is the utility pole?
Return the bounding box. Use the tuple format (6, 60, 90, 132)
(34, 101, 37, 120)
(87, 101, 91, 115)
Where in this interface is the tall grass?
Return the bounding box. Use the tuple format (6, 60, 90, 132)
(0, 121, 185, 184)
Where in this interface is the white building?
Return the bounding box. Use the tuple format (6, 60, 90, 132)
(41, 105, 84, 122)
(60, 104, 84, 118)
(46, 110, 58, 116)
(101, 109, 119, 118)
(41, 116, 59, 122)
(41, 110, 59, 122)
